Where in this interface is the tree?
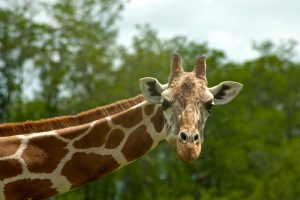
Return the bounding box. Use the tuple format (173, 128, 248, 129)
(0, 5, 51, 122)
(1, 1, 299, 199)
(40, 0, 125, 116)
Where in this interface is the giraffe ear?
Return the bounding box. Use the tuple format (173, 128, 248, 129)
(139, 77, 165, 103)
(209, 81, 243, 105)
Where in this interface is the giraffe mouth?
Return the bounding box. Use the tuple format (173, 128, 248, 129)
(176, 132, 202, 162)
(176, 141, 201, 162)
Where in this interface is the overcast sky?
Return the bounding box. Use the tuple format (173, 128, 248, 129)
(117, 0, 300, 61)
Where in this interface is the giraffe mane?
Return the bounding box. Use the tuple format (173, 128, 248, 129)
(0, 95, 145, 137)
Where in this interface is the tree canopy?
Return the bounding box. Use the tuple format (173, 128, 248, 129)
(0, 1, 299, 199)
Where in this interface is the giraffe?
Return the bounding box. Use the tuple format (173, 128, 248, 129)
(0, 53, 242, 200)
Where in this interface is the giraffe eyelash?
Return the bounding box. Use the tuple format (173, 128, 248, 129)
(161, 100, 172, 110)
(204, 100, 215, 113)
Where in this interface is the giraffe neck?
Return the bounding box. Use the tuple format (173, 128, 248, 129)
(0, 101, 166, 200)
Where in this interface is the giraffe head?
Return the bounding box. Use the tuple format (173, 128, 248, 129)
(139, 53, 243, 162)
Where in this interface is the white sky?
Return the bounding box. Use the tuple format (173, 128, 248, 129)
(117, 0, 300, 61)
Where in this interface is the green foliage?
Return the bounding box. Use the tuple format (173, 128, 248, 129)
(0, 1, 299, 200)
(0, 7, 48, 121)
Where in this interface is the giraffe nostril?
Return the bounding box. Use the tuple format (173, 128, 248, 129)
(193, 133, 200, 142)
(179, 132, 188, 142)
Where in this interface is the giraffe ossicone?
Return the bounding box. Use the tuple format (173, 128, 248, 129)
(0, 53, 242, 199)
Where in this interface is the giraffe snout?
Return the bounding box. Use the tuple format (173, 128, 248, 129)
(176, 132, 202, 162)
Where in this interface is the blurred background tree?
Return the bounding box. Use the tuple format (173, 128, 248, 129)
(0, 1, 299, 200)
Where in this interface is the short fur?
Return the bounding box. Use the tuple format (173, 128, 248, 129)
(0, 95, 145, 137)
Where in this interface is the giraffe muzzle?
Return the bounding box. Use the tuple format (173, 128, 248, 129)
(177, 132, 202, 162)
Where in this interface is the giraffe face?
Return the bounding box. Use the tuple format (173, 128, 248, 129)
(140, 54, 243, 162)
(160, 73, 212, 159)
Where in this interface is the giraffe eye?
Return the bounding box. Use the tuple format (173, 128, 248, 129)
(205, 101, 215, 113)
(161, 100, 171, 110)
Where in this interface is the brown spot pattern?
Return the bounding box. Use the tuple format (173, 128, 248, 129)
(57, 123, 90, 140)
(22, 136, 68, 173)
(151, 107, 164, 133)
(0, 136, 21, 158)
(61, 152, 119, 189)
(144, 104, 155, 116)
(122, 125, 153, 161)
(74, 120, 111, 149)
(0, 159, 22, 180)
(4, 179, 58, 200)
(105, 129, 124, 149)
(112, 107, 143, 128)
